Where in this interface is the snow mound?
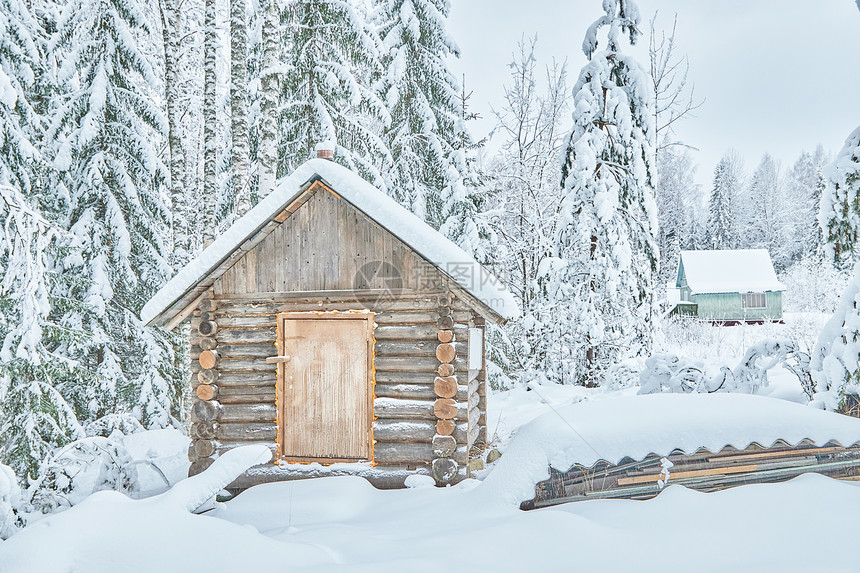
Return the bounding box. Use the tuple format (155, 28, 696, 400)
(480, 393, 860, 505)
(211, 476, 380, 532)
(160, 445, 272, 512)
(0, 446, 327, 573)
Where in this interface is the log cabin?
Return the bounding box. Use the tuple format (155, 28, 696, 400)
(141, 152, 519, 488)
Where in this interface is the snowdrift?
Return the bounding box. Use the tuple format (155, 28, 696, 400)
(481, 393, 860, 505)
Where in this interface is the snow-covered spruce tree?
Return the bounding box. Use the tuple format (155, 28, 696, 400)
(819, 127, 860, 263)
(48, 0, 182, 428)
(784, 146, 827, 259)
(549, 0, 657, 387)
(738, 154, 790, 268)
(706, 152, 742, 250)
(439, 78, 487, 259)
(811, 125, 860, 409)
(0, 0, 44, 195)
(0, 184, 83, 480)
(654, 144, 700, 286)
(376, 0, 462, 226)
(279, 0, 389, 185)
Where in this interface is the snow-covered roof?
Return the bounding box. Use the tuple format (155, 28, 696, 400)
(481, 393, 860, 505)
(142, 159, 519, 325)
(677, 249, 786, 294)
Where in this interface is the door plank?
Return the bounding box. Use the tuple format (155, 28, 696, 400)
(278, 313, 373, 462)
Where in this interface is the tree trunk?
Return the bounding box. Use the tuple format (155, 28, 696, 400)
(231, 0, 251, 217)
(159, 0, 189, 266)
(257, 0, 279, 200)
(585, 233, 598, 388)
(203, 0, 217, 245)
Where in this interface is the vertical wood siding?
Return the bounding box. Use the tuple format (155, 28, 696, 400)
(217, 188, 435, 295)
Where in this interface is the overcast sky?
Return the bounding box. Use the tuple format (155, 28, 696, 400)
(447, 0, 860, 190)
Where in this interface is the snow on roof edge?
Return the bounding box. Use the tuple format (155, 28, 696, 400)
(142, 159, 520, 325)
(679, 249, 786, 294)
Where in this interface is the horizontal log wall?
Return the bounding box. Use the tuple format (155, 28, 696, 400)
(188, 290, 476, 476)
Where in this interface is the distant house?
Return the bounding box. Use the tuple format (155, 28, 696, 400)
(673, 249, 786, 323)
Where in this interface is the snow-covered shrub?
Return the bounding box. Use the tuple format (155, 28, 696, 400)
(638, 353, 719, 394)
(639, 339, 809, 397)
(604, 359, 643, 390)
(84, 414, 145, 438)
(810, 262, 860, 410)
(0, 463, 23, 539)
(780, 256, 851, 313)
(26, 435, 138, 514)
(812, 121, 860, 410)
(728, 339, 796, 394)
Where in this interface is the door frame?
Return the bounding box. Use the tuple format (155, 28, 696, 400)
(275, 310, 375, 464)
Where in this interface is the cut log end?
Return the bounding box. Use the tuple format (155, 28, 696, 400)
(436, 419, 455, 436)
(188, 457, 214, 477)
(431, 457, 458, 485)
(196, 384, 219, 401)
(192, 399, 222, 422)
(435, 343, 456, 363)
(193, 421, 219, 440)
(434, 376, 458, 399)
(198, 369, 218, 385)
(432, 435, 457, 457)
(437, 330, 454, 343)
(199, 349, 220, 370)
(193, 439, 216, 458)
(433, 398, 457, 420)
(437, 363, 455, 377)
(198, 321, 218, 337)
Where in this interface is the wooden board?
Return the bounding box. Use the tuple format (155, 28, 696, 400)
(277, 312, 374, 463)
(522, 442, 860, 509)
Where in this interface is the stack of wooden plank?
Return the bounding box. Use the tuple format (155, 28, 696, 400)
(521, 440, 860, 510)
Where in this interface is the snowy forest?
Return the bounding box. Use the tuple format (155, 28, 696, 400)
(0, 0, 859, 554)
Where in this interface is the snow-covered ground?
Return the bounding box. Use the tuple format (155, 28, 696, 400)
(486, 314, 826, 454)
(2, 456, 859, 572)
(2, 315, 857, 572)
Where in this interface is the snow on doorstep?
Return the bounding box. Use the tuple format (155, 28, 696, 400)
(480, 393, 860, 505)
(142, 158, 519, 324)
(679, 249, 786, 294)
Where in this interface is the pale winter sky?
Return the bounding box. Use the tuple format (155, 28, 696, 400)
(447, 0, 860, 191)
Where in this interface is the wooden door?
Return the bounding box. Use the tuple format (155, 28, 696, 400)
(276, 312, 374, 463)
